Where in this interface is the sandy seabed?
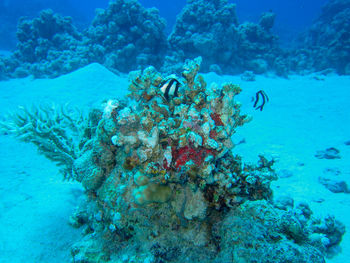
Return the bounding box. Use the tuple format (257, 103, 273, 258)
(0, 63, 349, 263)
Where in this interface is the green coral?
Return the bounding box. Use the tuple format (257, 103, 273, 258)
(0, 104, 93, 179)
(133, 183, 172, 205)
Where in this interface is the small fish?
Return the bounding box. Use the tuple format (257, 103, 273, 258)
(252, 90, 269, 111)
(160, 78, 180, 100)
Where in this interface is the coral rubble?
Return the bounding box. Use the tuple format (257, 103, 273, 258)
(1, 58, 345, 262)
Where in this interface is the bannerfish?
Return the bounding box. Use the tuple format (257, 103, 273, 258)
(159, 78, 180, 100)
(252, 90, 269, 111)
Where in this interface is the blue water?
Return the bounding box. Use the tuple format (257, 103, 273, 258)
(0, 0, 349, 262)
(0, 0, 329, 49)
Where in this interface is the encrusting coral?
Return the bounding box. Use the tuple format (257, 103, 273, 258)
(1, 58, 345, 262)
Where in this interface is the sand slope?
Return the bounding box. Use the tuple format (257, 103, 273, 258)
(0, 64, 349, 262)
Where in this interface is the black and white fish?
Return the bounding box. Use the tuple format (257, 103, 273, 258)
(252, 90, 269, 111)
(159, 78, 181, 100)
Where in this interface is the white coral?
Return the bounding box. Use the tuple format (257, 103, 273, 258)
(102, 99, 120, 119)
(137, 127, 159, 148)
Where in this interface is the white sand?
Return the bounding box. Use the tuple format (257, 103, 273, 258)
(0, 63, 128, 263)
(0, 64, 349, 262)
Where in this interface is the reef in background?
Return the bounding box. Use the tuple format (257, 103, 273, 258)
(273, 0, 350, 76)
(85, 0, 167, 73)
(165, 0, 278, 75)
(300, 0, 350, 74)
(1, 9, 86, 78)
(0, 0, 167, 78)
(1, 0, 349, 79)
(1, 58, 345, 263)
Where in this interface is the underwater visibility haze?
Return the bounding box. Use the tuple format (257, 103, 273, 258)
(0, 0, 349, 262)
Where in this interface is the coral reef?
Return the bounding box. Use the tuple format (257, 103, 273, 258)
(0, 56, 8, 80)
(241, 70, 256, 81)
(85, 0, 168, 73)
(0, 0, 281, 79)
(214, 201, 327, 263)
(167, 0, 278, 74)
(2, 58, 345, 262)
(1, 0, 168, 78)
(10, 9, 87, 78)
(1, 0, 350, 78)
(71, 198, 341, 263)
(275, 0, 350, 76)
(302, 0, 350, 74)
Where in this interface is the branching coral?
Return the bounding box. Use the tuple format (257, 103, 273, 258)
(0, 104, 92, 179)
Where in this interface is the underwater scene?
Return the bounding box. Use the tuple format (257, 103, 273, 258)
(0, 0, 349, 262)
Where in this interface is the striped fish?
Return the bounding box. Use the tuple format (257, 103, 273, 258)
(159, 78, 180, 100)
(252, 90, 269, 111)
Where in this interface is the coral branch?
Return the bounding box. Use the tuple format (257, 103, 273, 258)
(0, 104, 90, 179)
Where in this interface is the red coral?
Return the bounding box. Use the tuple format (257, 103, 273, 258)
(209, 129, 218, 139)
(163, 158, 170, 170)
(210, 113, 224, 126)
(172, 145, 215, 170)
